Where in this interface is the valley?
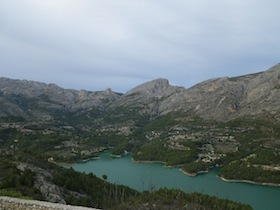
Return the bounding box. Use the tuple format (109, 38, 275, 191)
(1, 64, 280, 209)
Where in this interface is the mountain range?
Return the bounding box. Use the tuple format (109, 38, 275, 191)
(1, 63, 280, 122)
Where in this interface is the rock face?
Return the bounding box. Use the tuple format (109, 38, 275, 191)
(17, 163, 66, 204)
(110, 78, 185, 117)
(182, 64, 280, 120)
(1, 63, 280, 121)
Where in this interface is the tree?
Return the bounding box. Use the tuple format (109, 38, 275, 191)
(102, 174, 108, 181)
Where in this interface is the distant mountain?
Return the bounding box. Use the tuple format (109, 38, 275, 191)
(1, 63, 280, 122)
(0, 77, 121, 119)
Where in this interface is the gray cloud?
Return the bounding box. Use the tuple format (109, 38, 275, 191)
(1, 0, 280, 93)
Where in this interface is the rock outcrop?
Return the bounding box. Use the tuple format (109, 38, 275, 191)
(17, 163, 66, 204)
(0, 196, 99, 210)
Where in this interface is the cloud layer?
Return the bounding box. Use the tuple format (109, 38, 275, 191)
(1, 0, 280, 93)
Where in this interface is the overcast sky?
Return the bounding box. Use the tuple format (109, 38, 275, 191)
(1, 0, 280, 93)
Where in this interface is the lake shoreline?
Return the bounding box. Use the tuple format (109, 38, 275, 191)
(179, 168, 209, 177)
(64, 152, 280, 188)
(132, 158, 209, 177)
(110, 154, 122, 158)
(131, 158, 166, 165)
(48, 156, 100, 165)
(217, 176, 280, 187)
(67, 151, 280, 210)
(131, 158, 184, 169)
(131, 157, 280, 187)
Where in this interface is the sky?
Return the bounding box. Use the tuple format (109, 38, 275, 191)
(1, 0, 280, 93)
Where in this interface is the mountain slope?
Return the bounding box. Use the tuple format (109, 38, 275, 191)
(185, 63, 280, 120)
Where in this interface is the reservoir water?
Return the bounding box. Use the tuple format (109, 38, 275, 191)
(67, 151, 280, 210)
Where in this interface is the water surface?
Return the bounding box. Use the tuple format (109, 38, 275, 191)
(67, 151, 280, 210)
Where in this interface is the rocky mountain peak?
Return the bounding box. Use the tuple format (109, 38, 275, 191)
(266, 63, 280, 73)
(125, 78, 169, 97)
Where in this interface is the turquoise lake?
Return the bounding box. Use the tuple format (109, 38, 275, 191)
(67, 151, 280, 210)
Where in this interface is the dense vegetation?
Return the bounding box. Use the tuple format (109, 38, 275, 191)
(114, 188, 252, 210)
(219, 159, 280, 185)
(133, 140, 197, 166)
(0, 151, 137, 209)
(0, 155, 42, 200)
(52, 167, 137, 208)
